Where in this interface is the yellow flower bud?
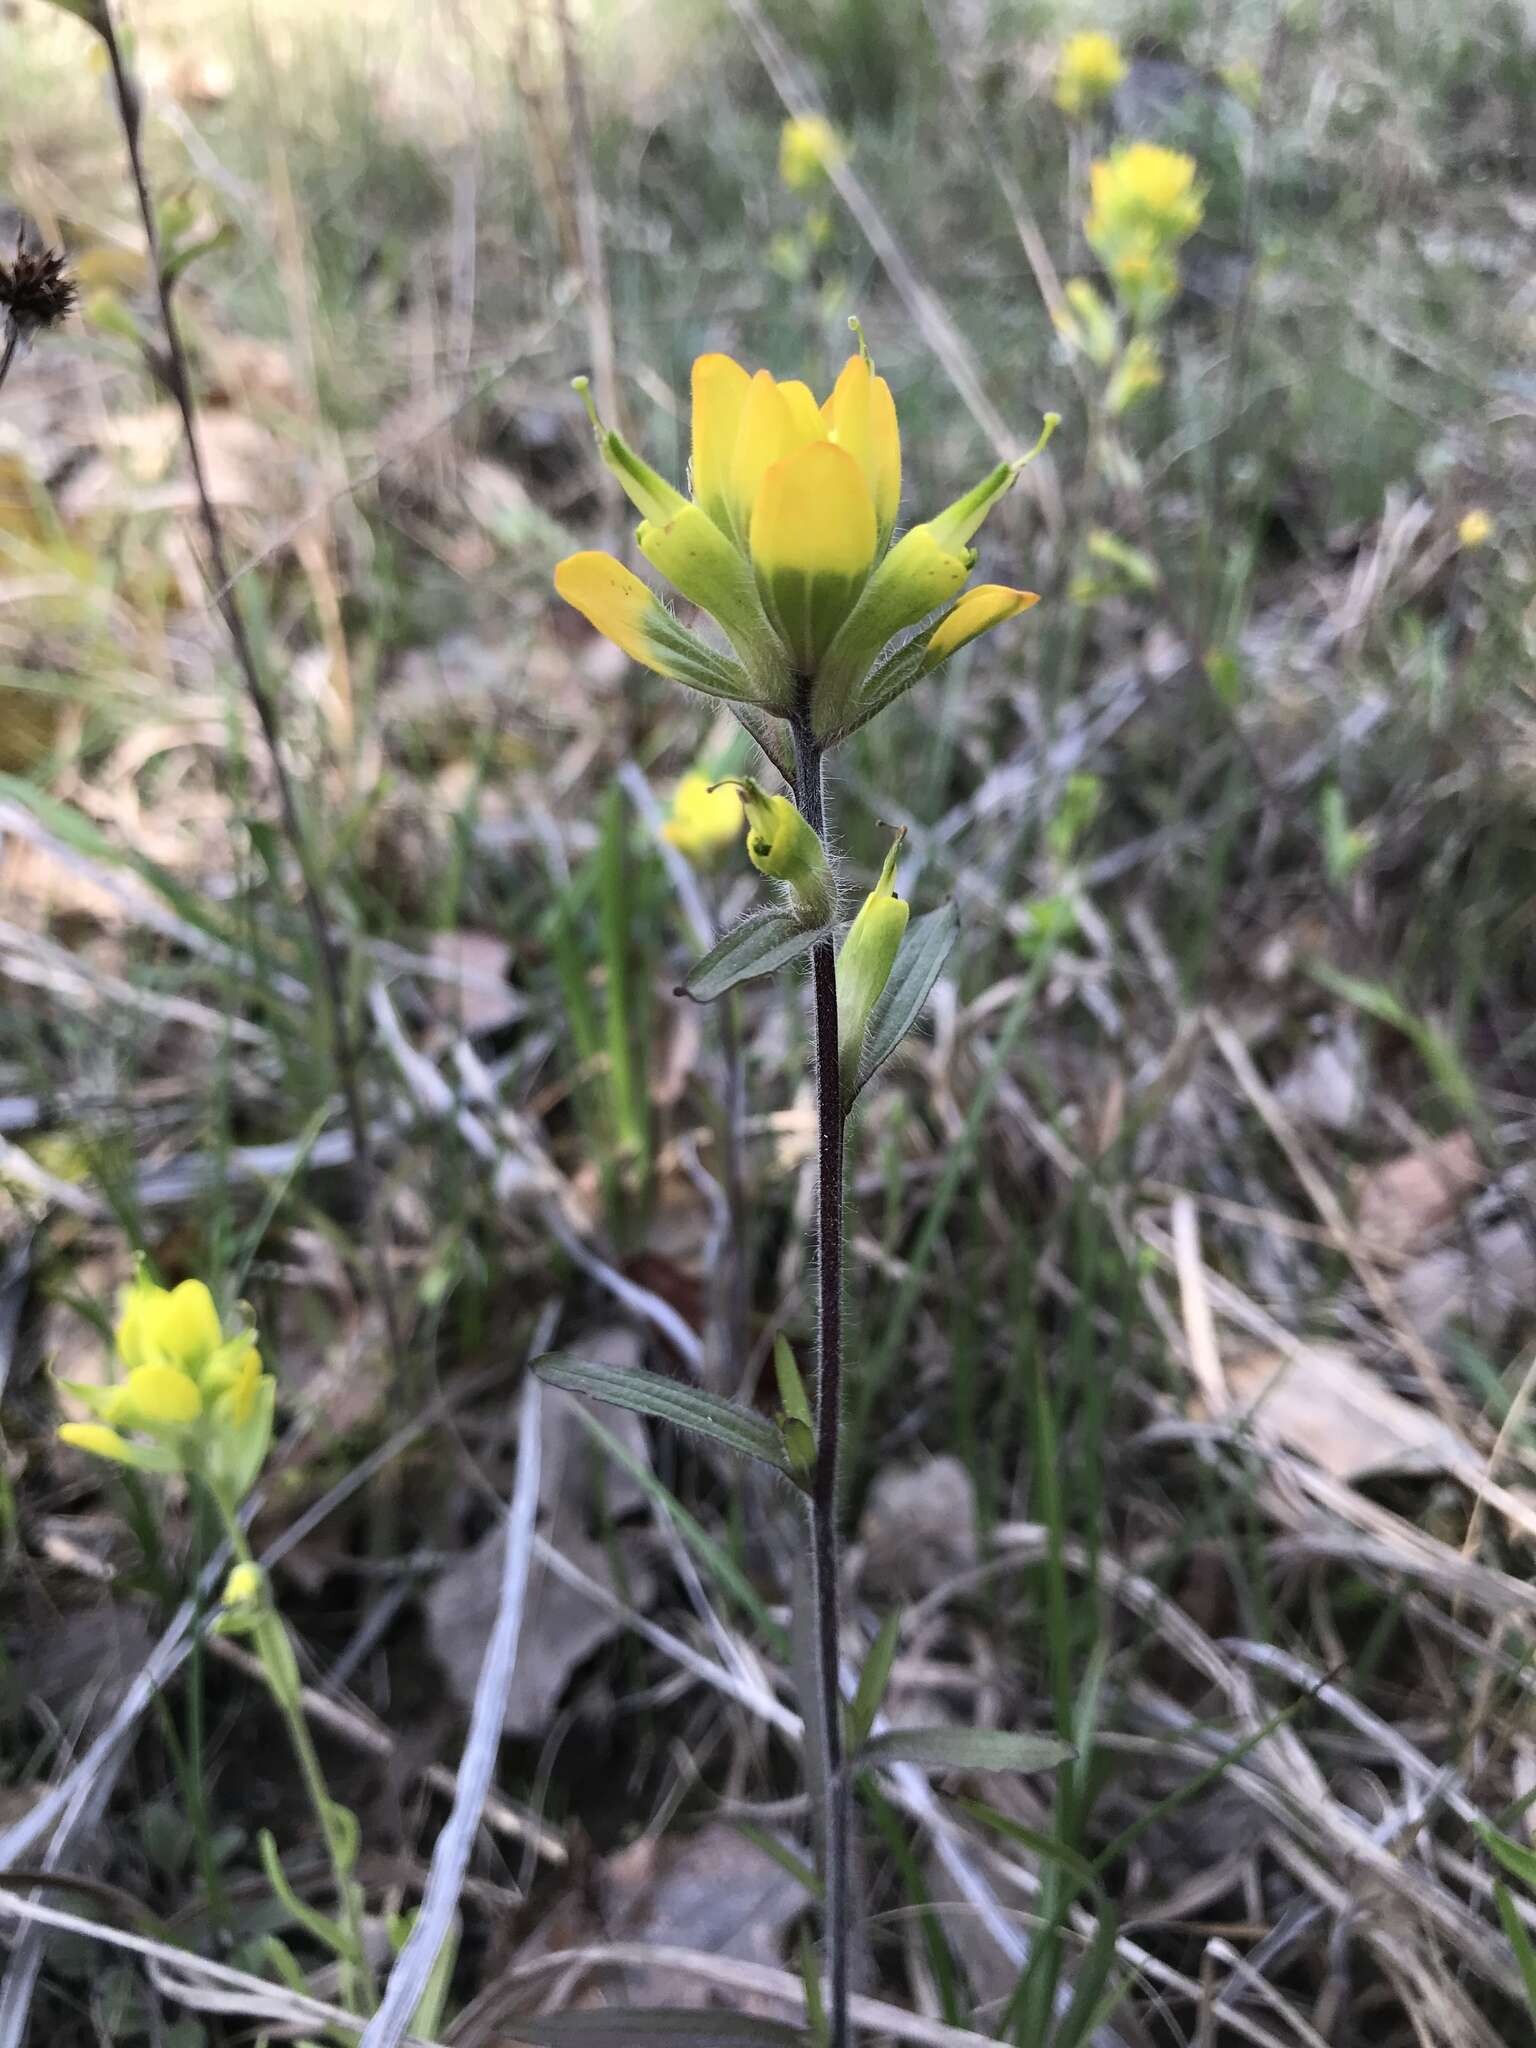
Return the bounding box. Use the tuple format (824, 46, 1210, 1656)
(837, 829, 909, 1096)
(719, 778, 833, 928)
(222, 1561, 265, 1609)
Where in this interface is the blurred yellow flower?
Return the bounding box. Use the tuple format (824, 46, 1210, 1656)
(1054, 32, 1127, 117)
(1457, 508, 1494, 549)
(56, 1269, 275, 1506)
(780, 115, 845, 192)
(1087, 142, 1203, 244)
(662, 772, 745, 866)
(1085, 142, 1203, 319)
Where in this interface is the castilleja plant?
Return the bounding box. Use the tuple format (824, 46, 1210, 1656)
(540, 333, 1058, 2048)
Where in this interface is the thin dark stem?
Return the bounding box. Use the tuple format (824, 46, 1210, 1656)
(97, 5, 403, 1371)
(791, 711, 850, 2048)
(0, 324, 20, 401)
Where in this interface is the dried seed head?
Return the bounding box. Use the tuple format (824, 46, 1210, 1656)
(0, 235, 78, 338)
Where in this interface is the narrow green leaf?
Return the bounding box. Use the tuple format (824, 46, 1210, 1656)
(162, 223, 237, 291)
(1495, 1881, 1536, 2018)
(515, 2013, 802, 2048)
(956, 1798, 1103, 1895)
(848, 1612, 902, 1752)
(257, 1829, 350, 1957)
(849, 903, 959, 1104)
(773, 1333, 814, 1430)
(863, 1727, 1074, 1773)
(681, 911, 825, 1003)
(533, 1356, 801, 1482)
(572, 1406, 787, 1651)
(732, 1821, 822, 1901)
(799, 1929, 828, 2048)
(1480, 1822, 1536, 1893)
(1053, 1900, 1125, 2048)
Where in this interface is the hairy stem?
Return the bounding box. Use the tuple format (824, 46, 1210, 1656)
(791, 713, 850, 2048)
(96, 3, 404, 1373)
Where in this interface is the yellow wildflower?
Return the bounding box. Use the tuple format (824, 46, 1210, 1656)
(56, 1267, 275, 1506)
(554, 334, 1048, 741)
(662, 772, 746, 866)
(1085, 143, 1203, 319)
(779, 115, 844, 193)
(1457, 508, 1494, 550)
(1054, 32, 1127, 118)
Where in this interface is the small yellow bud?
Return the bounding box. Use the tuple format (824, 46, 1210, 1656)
(717, 778, 833, 928)
(836, 828, 910, 1095)
(222, 1561, 265, 1608)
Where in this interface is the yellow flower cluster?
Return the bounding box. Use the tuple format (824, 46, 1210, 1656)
(1085, 142, 1204, 322)
(1054, 32, 1126, 118)
(57, 1271, 275, 1507)
(779, 114, 844, 193)
(554, 339, 1046, 745)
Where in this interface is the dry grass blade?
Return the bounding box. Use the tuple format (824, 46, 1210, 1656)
(360, 1372, 544, 2045)
(0, 1891, 443, 2045)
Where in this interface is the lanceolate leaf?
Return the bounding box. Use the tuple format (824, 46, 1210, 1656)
(862, 1727, 1075, 1773)
(516, 2012, 803, 2048)
(847, 1611, 903, 1752)
(848, 903, 959, 1104)
(681, 911, 826, 1003)
(533, 1356, 802, 1483)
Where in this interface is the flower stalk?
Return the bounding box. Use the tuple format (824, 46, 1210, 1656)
(216, 1519, 379, 2014)
(791, 712, 852, 2048)
(550, 328, 1050, 2048)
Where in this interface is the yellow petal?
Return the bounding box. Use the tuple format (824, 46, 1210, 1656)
(555, 552, 754, 700)
(868, 374, 900, 540)
(227, 1347, 264, 1427)
(776, 378, 824, 441)
(751, 440, 880, 673)
(923, 584, 1039, 667)
(156, 1279, 223, 1371)
(749, 440, 877, 584)
(822, 355, 902, 547)
(58, 1422, 133, 1462)
(115, 1279, 164, 1371)
(554, 552, 669, 672)
(731, 371, 800, 536)
(690, 354, 751, 532)
(127, 1361, 203, 1426)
